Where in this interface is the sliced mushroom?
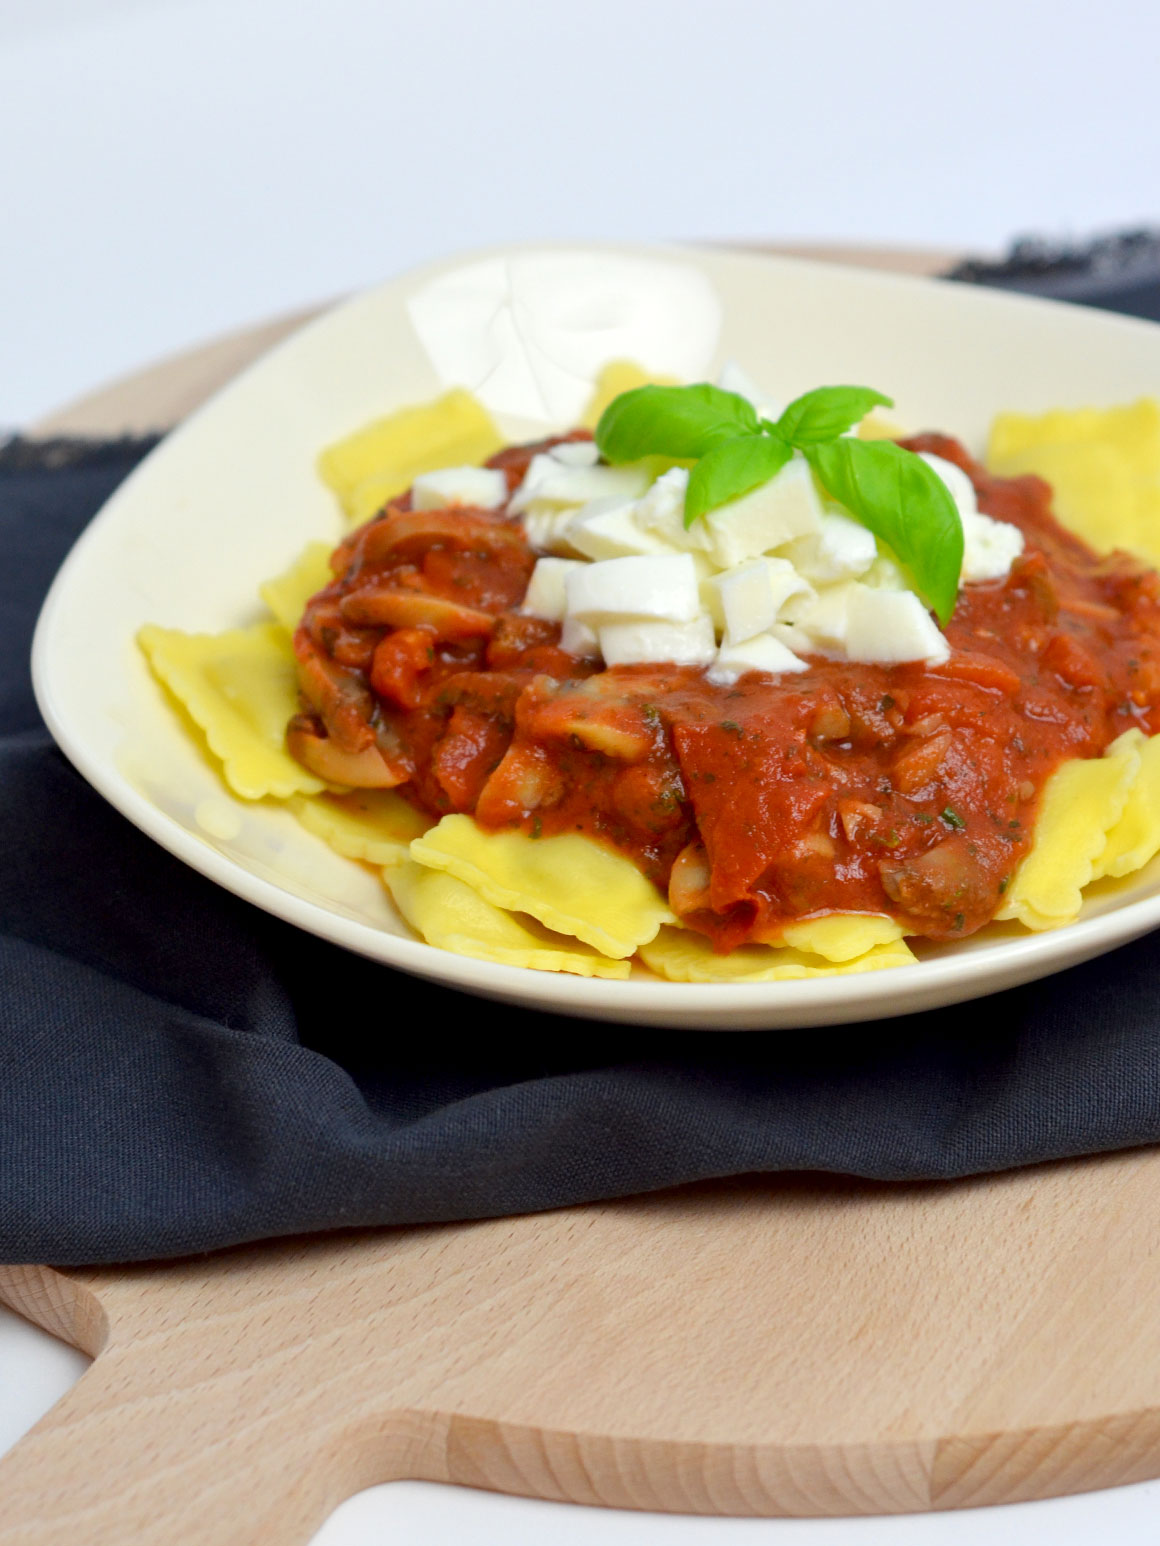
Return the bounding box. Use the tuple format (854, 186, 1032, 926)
(286, 720, 409, 788)
(340, 588, 497, 637)
(890, 728, 953, 795)
(294, 637, 377, 753)
(879, 834, 989, 931)
(668, 839, 713, 916)
(360, 508, 526, 565)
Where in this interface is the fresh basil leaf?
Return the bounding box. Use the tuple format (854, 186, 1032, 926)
(684, 433, 793, 527)
(775, 385, 893, 446)
(806, 438, 963, 625)
(596, 384, 761, 464)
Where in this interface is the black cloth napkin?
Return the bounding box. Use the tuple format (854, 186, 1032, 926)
(6, 256, 1160, 1267)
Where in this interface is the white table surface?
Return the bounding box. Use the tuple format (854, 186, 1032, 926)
(4, 0, 1160, 429)
(6, 2, 1160, 1540)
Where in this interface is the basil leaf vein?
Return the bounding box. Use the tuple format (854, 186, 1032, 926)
(596, 384, 760, 463)
(684, 434, 794, 528)
(806, 438, 963, 626)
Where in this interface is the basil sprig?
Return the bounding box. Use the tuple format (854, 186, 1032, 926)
(596, 383, 759, 461)
(772, 384, 892, 445)
(594, 381, 964, 626)
(686, 434, 793, 526)
(804, 438, 962, 626)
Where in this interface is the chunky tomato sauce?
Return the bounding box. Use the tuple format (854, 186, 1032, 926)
(290, 432, 1160, 948)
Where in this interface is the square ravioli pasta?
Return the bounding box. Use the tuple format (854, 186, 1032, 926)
(139, 372, 1160, 981)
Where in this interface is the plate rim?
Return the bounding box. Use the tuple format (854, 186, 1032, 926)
(31, 238, 1160, 1029)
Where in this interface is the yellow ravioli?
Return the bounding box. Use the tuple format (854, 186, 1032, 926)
(579, 361, 678, 429)
(1092, 729, 1160, 880)
(857, 411, 909, 441)
(258, 542, 334, 631)
(640, 926, 916, 983)
(289, 790, 432, 867)
(989, 400, 1160, 481)
(139, 622, 324, 800)
(996, 736, 1141, 930)
(772, 913, 906, 961)
(409, 814, 674, 958)
(385, 860, 631, 978)
(317, 388, 506, 524)
(987, 400, 1160, 565)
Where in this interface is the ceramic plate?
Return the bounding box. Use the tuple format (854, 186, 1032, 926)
(31, 242, 1160, 1028)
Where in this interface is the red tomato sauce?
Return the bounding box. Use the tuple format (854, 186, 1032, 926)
(290, 432, 1160, 948)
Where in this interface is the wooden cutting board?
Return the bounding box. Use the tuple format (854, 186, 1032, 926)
(7, 244, 1160, 1543)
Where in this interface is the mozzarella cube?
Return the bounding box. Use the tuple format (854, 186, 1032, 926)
(702, 455, 824, 567)
(785, 507, 877, 583)
(919, 451, 979, 520)
(707, 633, 808, 685)
(522, 557, 586, 622)
(410, 465, 508, 511)
(634, 468, 710, 553)
(710, 560, 776, 645)
(961, 508, 1024, 583)
(845, 586, 950, 665)
(915, 451, 1024, 585)
(565, 554, 702, 625)
(862, 552, 910, 591)
(549, 440, 600, 468)
(710, 558, 812, 646)
(566, 497, 678, 562)
(700, 575, 724, 632)
(599, 615, 717, 668)
(510, 455, 651, 515)
(785, 582, 860, 655)
(560, 615, 600, 656)
(522, 507, 584, 555)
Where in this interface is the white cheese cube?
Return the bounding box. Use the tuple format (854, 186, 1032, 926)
(565, 554, 702, 625)
(766, 557, 813, 616)
(509, 456, 651, 515)
(785, 507, 877, 583)
(710, 560, 776, 645)
(522, 508, 584, 556)
(961, 509, 1024, 583)
(710, 558, 812, 646)
(919, 452, 978, 519)
(785, 581, 860, 655)
(634, 467, 711, 553)
(410, 465, 508, 511)
(565, 497, 679, 562)
(702, 455, 824, 567)
(599, 615, 717, 668)
(522, 557, 586, 622)
(770, 621, 812, 656)
(707, 633, 808, 685)
(845, 587, 950, 665)
(862, 553, 909, 591)
(560, 616, 599, 656)
(916, 451, 1024, 585)
(549, 440, 600, 468)
(700, 576, 724, 632)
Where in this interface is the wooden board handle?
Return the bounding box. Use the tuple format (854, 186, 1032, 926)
(0, 1266, 446, 1546)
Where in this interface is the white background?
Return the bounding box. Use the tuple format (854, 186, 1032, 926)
(3, 0, 1160, 427)
(4, 0, 1160, 1540)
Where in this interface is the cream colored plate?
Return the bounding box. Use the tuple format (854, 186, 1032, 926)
(30, 242, 1160, 1027)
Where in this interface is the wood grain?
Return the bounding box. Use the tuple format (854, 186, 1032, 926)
(5, 1160, 1160, 1543)
(10, 241, 1160, 1542)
